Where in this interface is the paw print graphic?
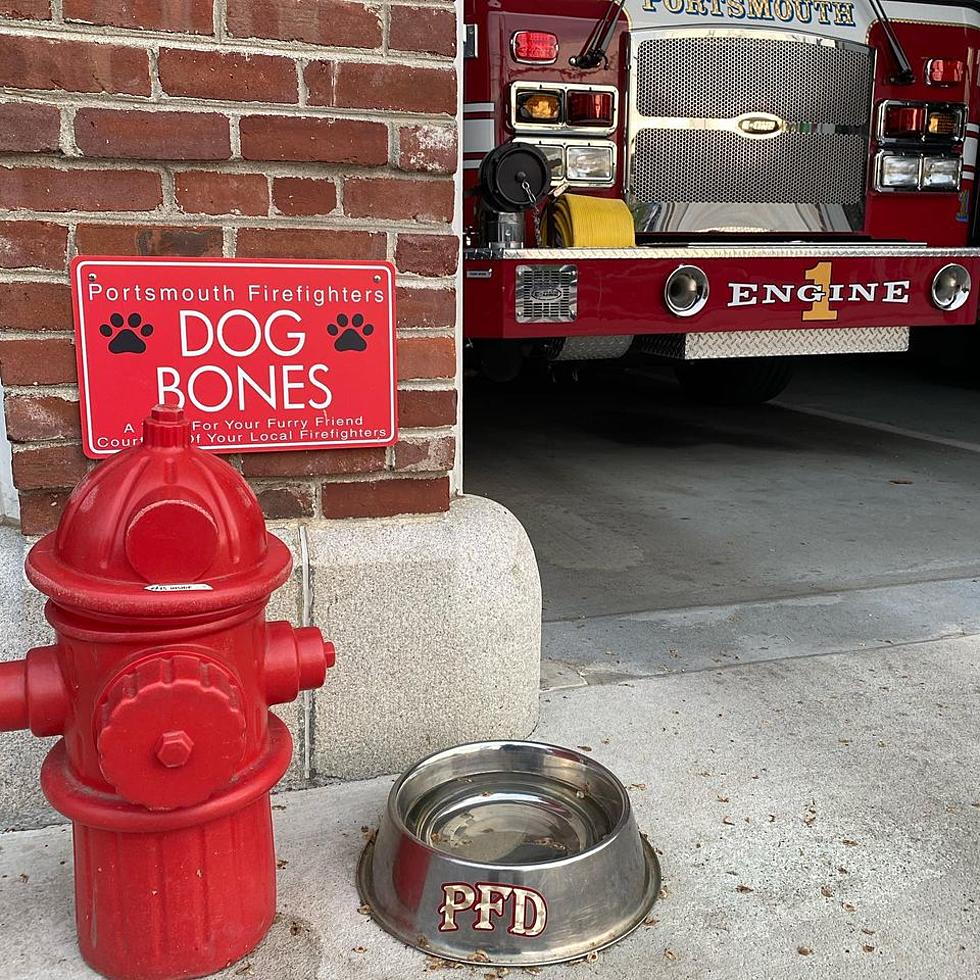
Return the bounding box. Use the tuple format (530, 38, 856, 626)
(328, 313, 374, 353)
(100, 312, 153, 355)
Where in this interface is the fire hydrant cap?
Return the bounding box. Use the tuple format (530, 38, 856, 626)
(25, 407, 292, 617)
(97, 654, 247, 810)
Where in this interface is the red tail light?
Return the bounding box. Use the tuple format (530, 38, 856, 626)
(512, 31, 559, 64)
(926, 59, 965, 86)
(883, 104, 925, 138)
(567, 91, 615, 128)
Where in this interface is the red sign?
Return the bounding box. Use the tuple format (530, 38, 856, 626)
(71, 257, 397, 459)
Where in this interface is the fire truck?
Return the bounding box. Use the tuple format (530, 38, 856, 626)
(462, 0, 980, 402)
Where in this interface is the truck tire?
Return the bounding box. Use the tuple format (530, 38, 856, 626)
(675, 357, 794, 405)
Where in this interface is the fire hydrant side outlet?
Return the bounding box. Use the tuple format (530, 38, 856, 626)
(10, 406, 334, 980)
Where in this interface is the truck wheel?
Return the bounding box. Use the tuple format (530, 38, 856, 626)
(473, 340, 525, 383)
(675, 357, 794, 405)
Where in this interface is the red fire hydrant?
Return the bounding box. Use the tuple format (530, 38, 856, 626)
(0, 406, 334, 980)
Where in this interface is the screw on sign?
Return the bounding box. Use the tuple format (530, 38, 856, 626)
(0, 406, 336, 980)
(70, 256, 398, 458)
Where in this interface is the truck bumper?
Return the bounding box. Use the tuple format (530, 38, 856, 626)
(463, 245, 980, 347)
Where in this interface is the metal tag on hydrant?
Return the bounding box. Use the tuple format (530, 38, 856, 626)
(71, 256, 398, 460)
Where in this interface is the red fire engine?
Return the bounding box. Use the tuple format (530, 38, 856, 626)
(463, 0, 980, 401)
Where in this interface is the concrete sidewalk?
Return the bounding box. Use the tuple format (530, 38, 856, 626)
(2, 634, 979, 980)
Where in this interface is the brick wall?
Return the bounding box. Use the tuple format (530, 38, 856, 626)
(0, 0, 459, 534)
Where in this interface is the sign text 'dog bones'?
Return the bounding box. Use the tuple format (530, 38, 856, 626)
(71, 257, 397, 459)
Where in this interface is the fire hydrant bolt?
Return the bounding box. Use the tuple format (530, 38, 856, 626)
(155, 730, 194, 768)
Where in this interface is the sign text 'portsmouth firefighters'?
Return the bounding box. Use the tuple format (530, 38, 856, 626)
(71, 257, 397, 459)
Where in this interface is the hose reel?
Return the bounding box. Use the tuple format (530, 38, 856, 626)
(545, 193, 636, 248)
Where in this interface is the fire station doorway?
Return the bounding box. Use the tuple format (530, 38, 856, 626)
(463, 352, 980, 684)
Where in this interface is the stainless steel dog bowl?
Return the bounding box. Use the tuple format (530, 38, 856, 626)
(358, 741, 661, 966)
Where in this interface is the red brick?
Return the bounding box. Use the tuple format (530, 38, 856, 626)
(0, 0, 51, 17)
(0, 36, 149, 95)
(306, 61, 456, 115)
(322, 476, 449, 519)
(5, 396, 81, 442)
(11, 444, 88, 490)
(75, 109, 231, 161)
(345, 177, 454, 224)
(0, 221, 67, 270)
(64, 0, 213, 33)
(236, 228, 385, 261)
(242, 448, 384, 478)
(0, 282, 72, 332)
(19, 490, 71, 536)
(397, 286, 455, 331)
(0, 338, 76, 385)
(398, 124, 457, 175)
(159, 49, 297, 104)
(253, 484, 315, 519)
(394, 436, 455, 472)
(239, 116, 387, 166)
(0, 103, 60, 153)
(75, 224, 223, 257)
(397, 388, 456, 429)
(272, 177, 337, 217)
(227, 0, 381, 48)
(389, 5, 456, 57)
(397, 336, 455, 381)
(0, 167, 162, 213)
(176, 171, 268, 217)
(395, 234, 458, 276)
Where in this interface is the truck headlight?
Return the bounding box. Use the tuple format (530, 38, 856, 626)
(921, 155, 961, 190)
(566, 144, 614, 183)
(877, 153, 920, 189)
(931, 263, 971, 311)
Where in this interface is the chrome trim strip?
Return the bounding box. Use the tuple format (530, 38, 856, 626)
(464, 102, 495, 114)
(466, 244, 980, 261)
(635, 114, 865, 137)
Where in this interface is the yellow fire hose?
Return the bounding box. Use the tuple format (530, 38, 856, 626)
(545, 194, 636, 248)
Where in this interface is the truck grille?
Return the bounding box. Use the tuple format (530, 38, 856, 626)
(627, 29, 874, 234)
(632, 129, 867, 204)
